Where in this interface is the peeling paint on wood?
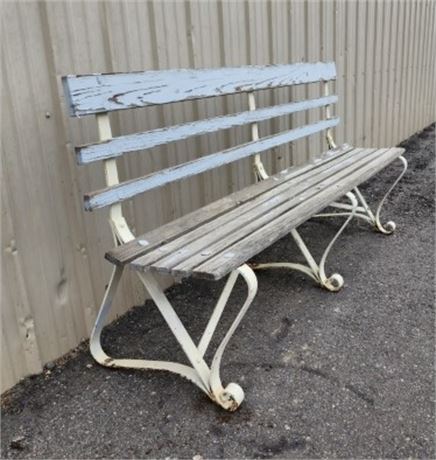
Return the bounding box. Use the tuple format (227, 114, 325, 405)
(84, 118, 340, 211)
(77, 95, 338, 164)
(63, 62, 337, 116)
(105, 144, 354, 266)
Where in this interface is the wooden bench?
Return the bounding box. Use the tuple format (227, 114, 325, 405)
(62, 62, 407, 411)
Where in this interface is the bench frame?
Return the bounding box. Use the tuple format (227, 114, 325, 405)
(90, 112, 259, 410)
(250, 90, 408, 286)
(64, 64, 407, 410)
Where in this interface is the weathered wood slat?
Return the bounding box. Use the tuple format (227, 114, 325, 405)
(128, 147, 404, 278)
(77, 95, 338, 164)
(63, 62, 337, 117)
(192, 148, 404, 279)
(130, 148, 376, 270)
(170, 150, 387, 274)
(105, 143, 354, 265)
(131, 147, 384, 273)
(84, 117, 340, 210)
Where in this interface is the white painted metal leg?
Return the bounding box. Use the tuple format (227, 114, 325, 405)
(198, 270, 239, 357)
(209, 264, 258, 411)
(314, 202, 373, 223)
(90, 266, 208, 391)
(136, 271, 212, 390)
(359, 154, 407, 233)
(247, 102, 357, 291)
(90, 264, 258, 411)
(318, 191, 358, 289)
(251, 191, 358, 292)
(314, 156, 407, 234)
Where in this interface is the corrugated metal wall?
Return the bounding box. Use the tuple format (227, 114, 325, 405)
(2, 0, 435, 392)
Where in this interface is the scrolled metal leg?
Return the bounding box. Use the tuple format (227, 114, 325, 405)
(209, 264, 258, 411)
(90, 266, 208, 392)
(316, 156, 408, 234)
(372, 155, 408, 234)
(251, 192, 357, 292)
(90, 264, 258, 411)
(318, 191, 358, 290)
(250, 150, 357, 292)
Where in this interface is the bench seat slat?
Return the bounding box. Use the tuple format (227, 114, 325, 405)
(105, 143, 354, 266)
(172, 149, 390, 275)
(106, 146, 404, 280)
(129, 147, 376, 270)
(63, 62, 336, 117)
(77, 95, 338, 164)
(193, 148, 404, 279)
(84, 117, 340, 210)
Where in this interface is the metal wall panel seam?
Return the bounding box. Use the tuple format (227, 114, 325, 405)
(40, 0, 98, 338)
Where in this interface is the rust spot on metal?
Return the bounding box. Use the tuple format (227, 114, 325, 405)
(227, 399, 239, 412)
(103, 357, 114, 366)
(246, 262, 260, 269)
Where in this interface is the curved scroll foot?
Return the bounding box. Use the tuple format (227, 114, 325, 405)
(214, 382, 245, 412)
(321, 272, 344, 292)
(375, 219, 396, 235)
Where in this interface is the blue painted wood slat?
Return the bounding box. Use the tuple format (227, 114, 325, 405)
(77, 95, 338, 164)
(63, 62, 336, 116)
(84, 117, 340, 211)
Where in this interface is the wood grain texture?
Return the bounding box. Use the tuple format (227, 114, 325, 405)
(84, 117, 340, 210)
(62, 62, 337, 116)
(106, 143, 354, 265)
(77, 95, 338, 164)
(132, 148, 379, 272)
(194, 148, 404, 280)
(106, 147, 404, 280)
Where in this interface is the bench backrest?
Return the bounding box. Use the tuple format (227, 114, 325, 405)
(62, 62, 338, 240)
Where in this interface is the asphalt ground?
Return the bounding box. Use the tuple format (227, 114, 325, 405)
(1, 124, 434, 459)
